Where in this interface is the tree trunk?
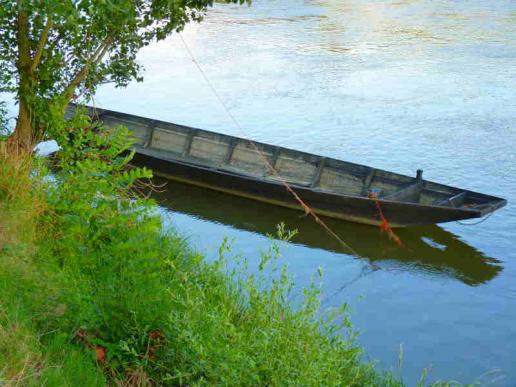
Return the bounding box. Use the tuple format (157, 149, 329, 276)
(8, 99, 33, 153)
(7, 4, 34, 154)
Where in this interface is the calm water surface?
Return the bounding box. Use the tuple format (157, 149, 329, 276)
(96, 1, 516, 384)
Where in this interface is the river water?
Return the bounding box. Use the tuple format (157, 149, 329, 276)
(95, 1, 516, 385)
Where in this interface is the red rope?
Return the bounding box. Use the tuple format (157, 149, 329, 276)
(368, 192, 404, 247)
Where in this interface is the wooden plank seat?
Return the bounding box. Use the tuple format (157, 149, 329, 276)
(437, 192, 467, 207)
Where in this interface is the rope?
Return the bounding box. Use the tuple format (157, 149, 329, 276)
(456, 206, 495, 226)
(322, 262, 379, 304)
(368, 192, 404, 247)
(178, 33, 360, 256)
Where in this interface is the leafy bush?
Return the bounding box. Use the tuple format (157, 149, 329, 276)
(39, 115, 401, 385)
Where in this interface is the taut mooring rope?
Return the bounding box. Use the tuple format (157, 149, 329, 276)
(178, 33, 360, 256)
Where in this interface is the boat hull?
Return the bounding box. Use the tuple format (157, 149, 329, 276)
(132, 150, 483, 227)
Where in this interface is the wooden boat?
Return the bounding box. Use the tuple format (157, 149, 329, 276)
(69, 104, 507, 227)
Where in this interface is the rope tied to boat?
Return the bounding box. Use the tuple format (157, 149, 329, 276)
(178, 32, 405, 254)
(456, 204, 496, 226)
(367, 191, 404, 247)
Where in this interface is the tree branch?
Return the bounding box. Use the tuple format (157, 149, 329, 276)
(91, 36, 113, 66)
(30, 17, 53, 72)
(61, 35, 113, 102)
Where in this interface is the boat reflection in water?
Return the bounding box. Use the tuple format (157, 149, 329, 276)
(150, 177, 502, 287)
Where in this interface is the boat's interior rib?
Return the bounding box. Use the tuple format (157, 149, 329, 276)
(360, 169, 376, 196)
(310, 157, 326, 188)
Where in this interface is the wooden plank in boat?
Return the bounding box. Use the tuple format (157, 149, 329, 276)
(188, 133, 230, 164)
(419, 189, 455, 206)
(227, 141, 274, 176)
(318, 166, 365, 196)
(151, 127, 189, 154)
(368, 170, 414, 198)
(437, 191, 467, 207)
(272, 149, 318, 186)
(101, 115, 149, 146)
(384, 182, 424, 202)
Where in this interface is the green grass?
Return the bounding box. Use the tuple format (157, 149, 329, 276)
(0, 123, 472, 386)
(0, 153, 106, 386)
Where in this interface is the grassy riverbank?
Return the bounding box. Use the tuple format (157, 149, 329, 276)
(0, 124, 458, 386)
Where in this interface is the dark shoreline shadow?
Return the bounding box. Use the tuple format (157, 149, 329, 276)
(150, 177, 502, 286)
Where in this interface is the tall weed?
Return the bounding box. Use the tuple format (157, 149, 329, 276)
(0, 153, 46, 251)
(0, 151, 105, 385)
